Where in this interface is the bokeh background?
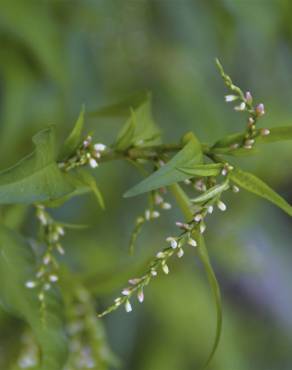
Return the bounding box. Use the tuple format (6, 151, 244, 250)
(0, 0, 292, 369)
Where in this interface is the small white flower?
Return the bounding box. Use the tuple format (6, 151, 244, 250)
(166, 237, 178, 249)
(94, 143, 106, 152)
(200, 222, 206, 234)
(260, 128, 270, 136)
(83, 140, 90, 148)
(25, 281, 36, 289)
(151, 269, 157, 276)
(184, 179, 192, 185)
(161, 202, 172, 210)
(156, 252, 165, 259)
(154, 194, 163, 205)
(129, 278, 140, 285)
(245, 139, 255, 146)
(162, 263, 169, 274)
(194, 214, 202, 223)
(56, 226, 65, 236)
(145, 209, 151, 220)
(225, 95, 238, 102)
(89, 158, 98, 168)
(217, 200, 227, 211)
(243, 144, 253, 150)
(177, 248, 184, 258)
(188, 238, 197, 247)
(43, 255, 51, 265)
(152, 211, 160, 219)
(221, 168, 228, 176)
(137, 289, 144, 303)
(125, 300, 132, 313)
(49, 275, 58, 283)
(207, 205, 214, 214)
(122, 288, 131, 296)
(232, 185, 240, 193)
(234, 102, 246, 111)
(56, 244, 65, 255)
(38, 213, 47, 226)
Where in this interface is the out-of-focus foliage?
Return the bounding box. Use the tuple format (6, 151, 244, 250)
(0, 1, 292, 370)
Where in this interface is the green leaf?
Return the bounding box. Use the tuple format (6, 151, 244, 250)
(124, 133, 202, 198)
(0, 225, 68, 370)
(0, 126, 75, 205)
(229, 168, 292, 216)
(177, 163, 223, 177)
(114, 92, 161, 151)
(190, 179, 229, 203)
(75, 170, 105, 209)
(60, 106, 85, 160)
(89, 91, 149, 118)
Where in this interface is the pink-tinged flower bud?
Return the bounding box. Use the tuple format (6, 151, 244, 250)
(122, 288, 131, 296)
(194, 214, 202, 223)
(245, 91, 253, 104)
(260, 128, 270, 136)
(256, 103, 265, 117)
(137, 289, 144, 303)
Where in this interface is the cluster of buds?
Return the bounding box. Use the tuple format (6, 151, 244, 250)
(25, 205, 66, 306)
(59, 135, 107, 171)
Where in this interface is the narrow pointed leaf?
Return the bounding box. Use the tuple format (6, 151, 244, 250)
(229, 168, 292, 216)
(0, 225, 68, 370)
(115, 109, 136, 151)
(0, 127, 75, 204)
(124, 133, 202, 198)
(190, 179, 229, 203)
(60, 105, 85, 160)
(75, 170, 105, 209)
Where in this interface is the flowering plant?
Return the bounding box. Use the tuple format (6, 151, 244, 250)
(0, 60, 291, 369)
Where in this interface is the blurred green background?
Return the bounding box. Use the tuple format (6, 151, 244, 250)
(0, 0, 292, 369)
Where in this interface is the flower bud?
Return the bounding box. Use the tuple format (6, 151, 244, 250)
(245, 91, 253, 104)
(256, 103, 265, 117)
(225, 95, 238, 102)
(260, 128, 270, 136)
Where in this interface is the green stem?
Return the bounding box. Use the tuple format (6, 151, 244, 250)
(169, 183, 222, 369)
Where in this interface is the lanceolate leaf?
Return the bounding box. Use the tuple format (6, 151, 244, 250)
(177, 163, 223, 177)
(229, 168, 292, 216)
(124, 133, 203, 198)
(0, 127, 75, 204)
(75, 170, 105, 209)
(60, 106, 85, 160)
(114, 92, 161, 151)
(0, 225, 68, 370)
(190, 179, 229, 203)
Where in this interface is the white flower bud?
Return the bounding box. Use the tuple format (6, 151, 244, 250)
(161, 202, 172, 210)
(260, 128, 270, 136)
(122, 288, 131, 296)
(225, 95, 238, 102)
(154, 194, 163, 205)
(25, 281, 36, 289)
(207, 205, 214, 214)
(43, 255, 51, 265)
(221, 168, 228, 176)
(194, 214, 202, 223)
(94, 143, 106, 152)
(162, 263, 169, 274)
(151, 269, 157, 276)
(199, 222, 206, 234)
(177, 248, 184, 258)
(166, 237, 178, 249)
(234, 102, 246, 111)
(89, 158, 98, 168)
(184, 179, 192, 185)
(49, 275, 58, 283)
(129, 278, 140, 285)
(232, 185, 240, 193)
(145, 209, 151, 220)
(56, 226, 65, 236)
(156, 252, 165, 259)
(125, 300, 132, 313)
(152, 211, 160, 219)
(56, 244, 65, 255)
(188, 238, 197, 247)
(217, 200, 227, 211)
